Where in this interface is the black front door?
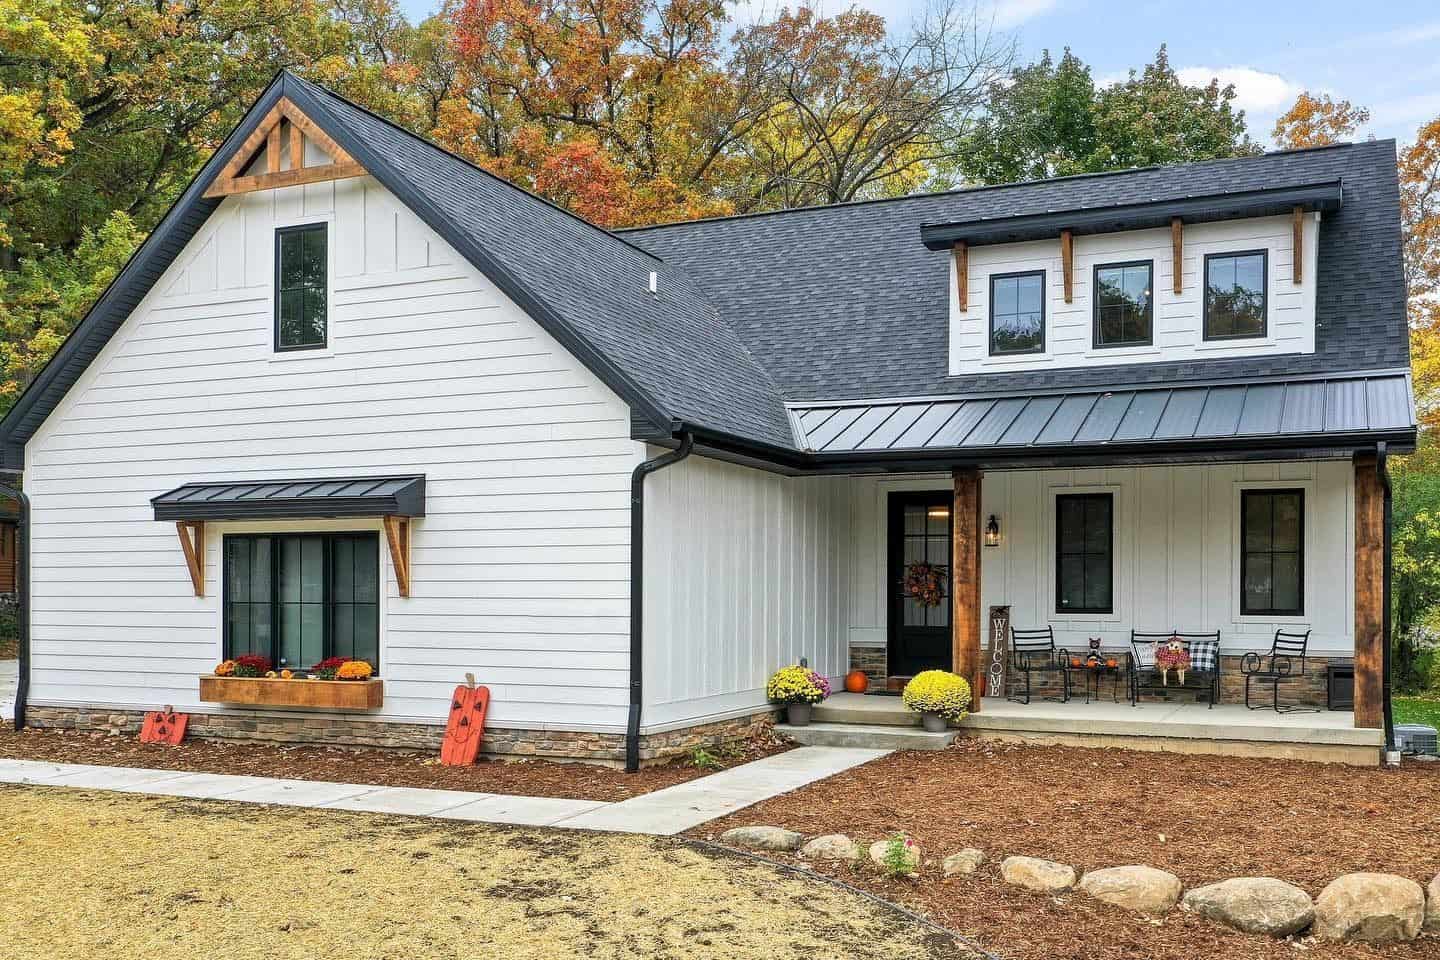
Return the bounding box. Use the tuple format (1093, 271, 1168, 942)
(887, 492, 953, 677)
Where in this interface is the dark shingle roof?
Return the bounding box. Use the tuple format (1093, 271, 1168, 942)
(626, 140, 1410, 406)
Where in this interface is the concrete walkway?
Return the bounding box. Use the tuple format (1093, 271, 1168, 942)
(0, 745, 887, 835)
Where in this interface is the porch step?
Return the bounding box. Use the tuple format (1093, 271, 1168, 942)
(813, 697, 920, 727)
(777, 722, 957, 751)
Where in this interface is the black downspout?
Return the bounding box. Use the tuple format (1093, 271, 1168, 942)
(0, 481, 29, 730)
(626, 433, 694, 773)
(1376, 443, 1396, 756)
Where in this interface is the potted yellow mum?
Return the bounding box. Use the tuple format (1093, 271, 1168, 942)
(766, 665, 830, 726)
(901, 670, 971, 732)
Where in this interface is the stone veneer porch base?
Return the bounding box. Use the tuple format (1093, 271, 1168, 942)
(21, 705, 779, 768)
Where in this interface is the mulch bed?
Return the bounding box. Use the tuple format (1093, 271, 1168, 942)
(0, 723, 790, 802)
(692, 740, 1440, 960)
(0, 638, 16, 659)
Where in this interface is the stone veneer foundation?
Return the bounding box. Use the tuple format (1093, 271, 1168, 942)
(849, 646, 1339, 709)
(23, 705, 779, 768)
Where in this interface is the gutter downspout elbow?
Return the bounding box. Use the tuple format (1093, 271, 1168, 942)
(626, 432, 694, 773)
(1376, 442, 1396, 757)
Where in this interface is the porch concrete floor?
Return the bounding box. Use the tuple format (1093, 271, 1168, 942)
(816, 692, 1383, 764)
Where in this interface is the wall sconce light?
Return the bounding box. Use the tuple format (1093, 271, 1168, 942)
(984, 514, 1001, 547)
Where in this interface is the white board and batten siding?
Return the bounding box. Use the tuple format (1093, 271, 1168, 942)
(844, 462, 1355, 659)
(642, 455, 851, 730)
(948, 213, 1320, 375)
(24, 173, 651, 733)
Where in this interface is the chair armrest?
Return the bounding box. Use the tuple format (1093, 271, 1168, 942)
(1239, 652, 1265, 675)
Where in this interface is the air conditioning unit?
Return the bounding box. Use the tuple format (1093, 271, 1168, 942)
(1395, 724, 1438, 756)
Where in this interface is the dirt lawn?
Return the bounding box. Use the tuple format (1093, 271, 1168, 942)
(0, 723, 788, 802)
(0, 784, 982, 960)
(695, 740, 1440, 960)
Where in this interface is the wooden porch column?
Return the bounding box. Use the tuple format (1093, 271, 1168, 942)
(952, 467, 983, 712)
(1354, 454, 1384, 729)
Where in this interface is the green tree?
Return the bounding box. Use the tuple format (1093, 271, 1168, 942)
(1391, 437, 1440, 690)
(961, 45, 1260, 186)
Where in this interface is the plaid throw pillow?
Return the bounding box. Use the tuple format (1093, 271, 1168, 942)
(1132, 640, 1157, 669)
(1188, 637, 1219, 672)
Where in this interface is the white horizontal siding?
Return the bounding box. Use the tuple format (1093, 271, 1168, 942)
(843, 462, 1355, 658)
(25, 175, 647, 732)
(949, 213, 1320, 375)
(642, 454, 850, 729)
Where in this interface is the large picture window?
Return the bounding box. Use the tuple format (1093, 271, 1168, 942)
(224, 532, 379, 670)
(1056, 493, 1112, 614)
(989, 271, 1046, 355)
(275, 223, 327, 351)
(1204, 250, 1266, 340)
(1093, 261, 1153, 347)
(1241, 489, 1304, 616)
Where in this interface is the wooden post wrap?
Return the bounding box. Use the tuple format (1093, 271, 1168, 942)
(952, 467, 983, 712)
(1354, 454, 1384, 729)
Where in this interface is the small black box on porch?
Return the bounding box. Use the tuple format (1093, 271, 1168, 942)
(1326, 659, 1355, 711)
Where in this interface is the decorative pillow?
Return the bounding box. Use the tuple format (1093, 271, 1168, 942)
(1132, 640, 1157, 669)
(1188, 637, 1220, 673)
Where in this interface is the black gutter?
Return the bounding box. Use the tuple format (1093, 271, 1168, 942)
(0, 480, 29, 730)
(1377, 443, 1396, 755)
(626, 433, 694, 772)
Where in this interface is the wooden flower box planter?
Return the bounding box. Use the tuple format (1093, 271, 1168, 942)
(198, 675, 383, 710)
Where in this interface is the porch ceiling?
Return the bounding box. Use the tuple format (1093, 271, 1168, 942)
(787, 371, 1415, 460)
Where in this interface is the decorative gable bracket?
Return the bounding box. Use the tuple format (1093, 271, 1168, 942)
(176, 521, 205, 597)
(203, 97, 367, 199)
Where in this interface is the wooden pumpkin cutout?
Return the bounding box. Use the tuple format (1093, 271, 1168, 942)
(139, 705, 189, 745)
(440, 673, 490, 766)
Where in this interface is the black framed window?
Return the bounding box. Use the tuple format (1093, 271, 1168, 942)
(1093, 260, 1153, 347)
(224, 532, 379, 670)
(1056, 493, 1112, 614)
(989, 270, 1045, 355)
(1241, 489, 1304, 616)
(276, 223, 327, 351)
(1204, 250, 1266, 340)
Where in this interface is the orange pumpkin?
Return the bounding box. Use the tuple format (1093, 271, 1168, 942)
(844, 670, 869, 694)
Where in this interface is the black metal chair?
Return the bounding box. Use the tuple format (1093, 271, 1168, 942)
(1008, 626, 1067, 704)
(1128, 631, 1222, 708)
(1240, 629, 1313, 713)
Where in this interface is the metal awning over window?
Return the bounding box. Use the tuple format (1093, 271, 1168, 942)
(151, 476, 423, 599)
(152, 476, 425, 522)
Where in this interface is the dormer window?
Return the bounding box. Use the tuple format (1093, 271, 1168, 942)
(1093, 261, 1153, 348)
(989, 270, 1045, 355)
(1204, 250, 1267, 340)
(276, 223, 328, 351)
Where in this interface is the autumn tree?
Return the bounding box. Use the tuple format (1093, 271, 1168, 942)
(961, 45, 1260, 186)
(1272, 92, 1370, 149)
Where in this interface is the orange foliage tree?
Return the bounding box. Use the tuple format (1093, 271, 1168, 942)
(1402, 118, 1440, 428)
(1272, 91, 1370, 149)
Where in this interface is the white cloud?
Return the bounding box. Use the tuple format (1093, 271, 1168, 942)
(1175, 66, 1300, 115)
(987, 0, 1059, 29)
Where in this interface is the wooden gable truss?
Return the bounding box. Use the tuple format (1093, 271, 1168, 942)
(203, 97, 367, 199)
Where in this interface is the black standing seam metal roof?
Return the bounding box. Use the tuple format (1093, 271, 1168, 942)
(152, 476, 425, 520)
(788, 372, 1415, 455)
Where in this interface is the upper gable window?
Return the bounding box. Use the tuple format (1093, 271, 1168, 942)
(1204, 250, 1266, 340)
(989, 270, 1045, 355)
(276, 224, 327, 351)
(1093, 261, 1153, 348)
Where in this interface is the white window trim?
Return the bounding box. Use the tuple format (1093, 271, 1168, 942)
(1044, 482, 1125, 624)
(1229, 479, 1314, 626)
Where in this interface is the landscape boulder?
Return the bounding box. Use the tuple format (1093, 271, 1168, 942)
(942, 849, 986, 878)
(1000, 856, 1076, 893)
(1426, 873, 1440, 933)
(719, 826, 804, 852)
(868, 838, 922, 873)
(1314, 873, 1425, 943)
(1079, 865, 1183, 915)
(1181, 877, 1314, 937)
(799, 834, 860, 861)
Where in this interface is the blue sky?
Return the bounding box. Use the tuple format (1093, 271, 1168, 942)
(393, 0, 1440, 146)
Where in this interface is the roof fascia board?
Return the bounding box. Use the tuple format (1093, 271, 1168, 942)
(919, 181, 1344, 250)
(0, 79, 292, 470)
(279, 76, 675, 434)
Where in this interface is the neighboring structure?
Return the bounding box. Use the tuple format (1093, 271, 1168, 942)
(0, 73, 1414, 765)
(0, 500, 16, 596)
